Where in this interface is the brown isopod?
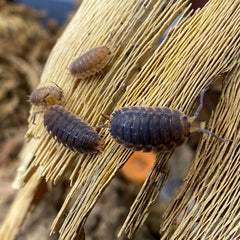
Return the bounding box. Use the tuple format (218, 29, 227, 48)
(69, 46, 112, 79)
(100, 89, 232, 152)
(29, 82, 65, 124)
(43, 105, 103, 154)
(69, 40, 126, 79)
(29, 82, 65, 107)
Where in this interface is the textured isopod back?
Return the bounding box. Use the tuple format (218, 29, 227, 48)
(107, 106, 191, 152)
(102, 90, 232, 152)
(44, 105, 103, 154)
(69, 46, 112, 79)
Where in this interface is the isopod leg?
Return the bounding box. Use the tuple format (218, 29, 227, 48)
(189, 88, 208, 123)
(32, 110, 44, 125)
(101, 114, 111, 120)
(95, 114, 111, 128)
(140, 98, 146, 107)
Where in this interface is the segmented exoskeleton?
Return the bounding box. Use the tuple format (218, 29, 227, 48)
(44, 105, 103, 154)
(101, 89, 231, 152)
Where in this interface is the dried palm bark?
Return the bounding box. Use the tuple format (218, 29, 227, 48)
(161, 63, 240, 239)
(0, 170, 44, 240)
(0, 0, 239, 240)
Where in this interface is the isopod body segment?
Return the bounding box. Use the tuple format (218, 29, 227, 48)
(105, 106, 191, 152)
(43, 105, 103, 154)
(29, 84, 65, 107)
(69, 46, 112, 79)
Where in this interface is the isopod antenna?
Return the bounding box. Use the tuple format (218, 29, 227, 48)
(189, 88, 232, 142)
(95, 114, 111, 129)
(191, 127, 232, 142)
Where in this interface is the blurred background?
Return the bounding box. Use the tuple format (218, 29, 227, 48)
(15, 0, 75, 26)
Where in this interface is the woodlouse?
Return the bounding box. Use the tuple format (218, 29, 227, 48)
(101, 89, 232, 152)
(44, 105, 103, 154)
(69, 46, 112, 79)
(29, 83, 65, 124)
(29, 83, 65, 107)
(69, 38, 126, 79)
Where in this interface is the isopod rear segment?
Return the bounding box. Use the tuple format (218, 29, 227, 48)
(100, 89, 232, 152)
(44, 105, 103, 154)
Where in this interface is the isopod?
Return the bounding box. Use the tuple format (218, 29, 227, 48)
(101, 89, 232, 152)
(69, 39, 126, 79)
(29, 83, 65, 124)
(44, 105, 103, 154)
(69, 46, 112, 79)
(29, 83, 65, 107)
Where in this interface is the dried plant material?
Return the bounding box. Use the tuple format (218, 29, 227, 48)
(117, 1, 240, 237)
(161, 61, 240, 240)
(84, 177, 157, 240)
(0, 170, 44, 240)
(12, 138, 39, 190)
(1, 0, 240, 240)
(23, 0, 190, 187)
(10, 190, 60, 240)
(0, 1, 61, 239)
(57, 2, 239, 237)
(119, 153, 170, 237)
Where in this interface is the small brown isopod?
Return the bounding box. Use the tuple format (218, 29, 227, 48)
(44, 105, 103, 154)
(69, 46, 112, 79)
(29, 83, 65, 107)
(100, 89, 232, 152)
(29, 83, 65, 124)
(69, 39, 126, 79)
